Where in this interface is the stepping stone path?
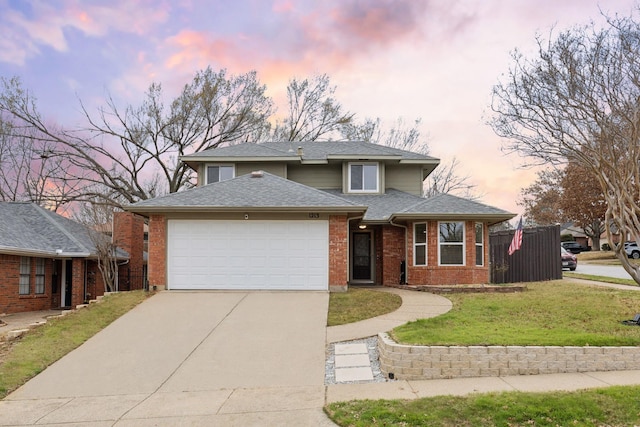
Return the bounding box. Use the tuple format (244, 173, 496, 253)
(334, 343, 374, 382)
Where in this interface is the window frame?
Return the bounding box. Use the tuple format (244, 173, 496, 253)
(206, 164, 235, 185)
(438, 221, 465, 266)
(35, 258, 45, 294)
(413, 222, 428, 266)
(475, 222, 484, 266)
(348, 162, 379, 193)
(19, 257, 31, 295)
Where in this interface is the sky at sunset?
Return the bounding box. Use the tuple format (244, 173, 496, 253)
(0, 0, 637, 218)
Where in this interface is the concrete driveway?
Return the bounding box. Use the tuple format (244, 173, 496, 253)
(0, 291, 336, 426)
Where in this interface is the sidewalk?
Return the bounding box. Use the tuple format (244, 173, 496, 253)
(325, 282, 640, 404)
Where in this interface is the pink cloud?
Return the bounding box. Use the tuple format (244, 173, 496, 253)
(0, 0, 170, 65)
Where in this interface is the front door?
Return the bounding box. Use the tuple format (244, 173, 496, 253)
(63, 260, 72, 307)
(352, 231, 373, 281)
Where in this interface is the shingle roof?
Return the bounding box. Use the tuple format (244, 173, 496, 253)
(0, 202, 128, 258)
(127, 171, 367, 212)
(182, 141, 439, 163)
(322, 190, 514, 223)
(322, 189, 423, 221)
(394, 193, 515, 222)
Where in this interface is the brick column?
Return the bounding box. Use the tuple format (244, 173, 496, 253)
(71, 258, 85, 307)
(148, 215, 167, 290)
(328, 215, 348, 292)
(113, 212, 144, 272)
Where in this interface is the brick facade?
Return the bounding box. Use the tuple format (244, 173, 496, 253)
(404, 220, 489, 286)
(113, 212, 145, 287)
(147, 214, 167, 290)
(329, 215, 348, 291)
(380, 225, 405, 286)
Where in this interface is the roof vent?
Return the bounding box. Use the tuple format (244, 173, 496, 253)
(297, 146, 303, 156)
(251, 170, 264, 178)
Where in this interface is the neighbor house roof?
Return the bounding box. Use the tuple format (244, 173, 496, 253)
(181, 141, 439, 172)
(127, 171, 368, 213)
(0, 202, 128, 258)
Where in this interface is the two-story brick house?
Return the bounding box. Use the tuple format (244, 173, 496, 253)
(127, 141, 514, 291)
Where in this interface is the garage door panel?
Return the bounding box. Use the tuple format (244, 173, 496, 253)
(168, 220, 328, 290)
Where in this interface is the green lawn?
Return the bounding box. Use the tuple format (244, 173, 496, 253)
(564, 272, 639, 286)
(0, 290, 150, 398)
(326, 385, 640, 426)
(326, 280, 640, 426)
(328, 288, 402, 326)
(391, 280, 640, 346)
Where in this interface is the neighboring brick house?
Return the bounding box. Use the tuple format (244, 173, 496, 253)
(127, 141, 515, 291)
(0, 203, 143, 314)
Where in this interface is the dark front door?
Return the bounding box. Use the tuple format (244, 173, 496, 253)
(352, 232, 373, 281)
(64, 260, 72, 307)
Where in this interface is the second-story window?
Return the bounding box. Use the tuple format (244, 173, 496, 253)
(349, 163, 378, 192)
(206, 165, 234, 184)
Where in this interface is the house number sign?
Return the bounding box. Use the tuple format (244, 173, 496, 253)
(308, 213, 320, 218)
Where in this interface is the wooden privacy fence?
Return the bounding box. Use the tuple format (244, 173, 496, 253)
(489, 225, 561, 284)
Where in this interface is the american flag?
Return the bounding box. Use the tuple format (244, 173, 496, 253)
(508, 218, 523, 256)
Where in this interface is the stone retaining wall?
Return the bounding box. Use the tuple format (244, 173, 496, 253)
(378, 333, 640, 380)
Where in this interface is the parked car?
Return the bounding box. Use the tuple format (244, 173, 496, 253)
(561, 241, 590, 254)
(624, 241, 640, 259)
(561, 246, 577, 271)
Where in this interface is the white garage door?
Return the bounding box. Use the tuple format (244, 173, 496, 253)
(167, 220, 329, 290)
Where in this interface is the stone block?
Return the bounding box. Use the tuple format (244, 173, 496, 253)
(468, 346, 489, 355)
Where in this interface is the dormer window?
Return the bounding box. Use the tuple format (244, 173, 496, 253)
(348, 162, 378, 193)
(206, 165, 234, 184)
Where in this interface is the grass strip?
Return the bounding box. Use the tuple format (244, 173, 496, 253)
(391, 281, 640, 346)
(325, 385, 640, 426)
(328, 288, 402, 326)
(564, 272, 639, 286)
(0, 290, 150, 398)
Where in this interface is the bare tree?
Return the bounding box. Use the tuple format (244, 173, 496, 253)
(560, 162, 607, 250)
(271, 74, 354, 141)
(519, 167, 566, 226)
(0, 68, 274, 207)
(489, 11, 640, 283)
(0, 115, 82, 211)
(341, 117, 426, 153)
(75, 200, 121, 292)
(424, 157, 479, 199)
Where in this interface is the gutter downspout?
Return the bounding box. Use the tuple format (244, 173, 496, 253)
(390, 217, 408, 285)
(346, 215, 364, 287)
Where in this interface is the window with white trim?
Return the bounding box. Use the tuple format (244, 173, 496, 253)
(348, 163, 378, 192)
(35, 258, 45, 294)
(475, 222, 484, 266)
(439, 221, 465, 265)
(19, 257, 30, 295)
(414, 223, 427, 266)
(206, 165, 234, 184)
